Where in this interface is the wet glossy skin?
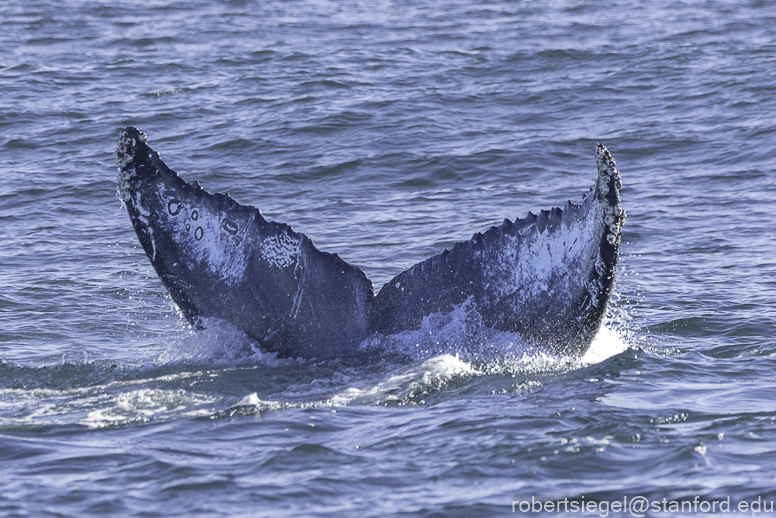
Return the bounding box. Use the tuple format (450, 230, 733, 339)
(117, 127, 623, 359)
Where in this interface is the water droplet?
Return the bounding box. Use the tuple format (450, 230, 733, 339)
(191, 210, 199, 221)
(195, 227, 204, 240)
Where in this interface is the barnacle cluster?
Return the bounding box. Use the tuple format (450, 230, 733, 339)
(595, 144, 626, 246)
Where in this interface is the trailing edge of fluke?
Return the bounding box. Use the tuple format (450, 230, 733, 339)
(116, 127, 624, 359)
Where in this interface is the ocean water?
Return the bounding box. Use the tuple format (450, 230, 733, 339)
(1, 0, 775, 516)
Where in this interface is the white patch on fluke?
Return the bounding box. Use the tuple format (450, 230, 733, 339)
(260, 232, 300, 269)
(485, 207, 600, 305)
(482, 143, 622, 316)
(159, 187, 249, 285)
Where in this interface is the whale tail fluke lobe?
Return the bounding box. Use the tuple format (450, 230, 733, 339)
(116, 127, 624, 360)
(371, 143, 624, 356)
(117, 127, 373, 359)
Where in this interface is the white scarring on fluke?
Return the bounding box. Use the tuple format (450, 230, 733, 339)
(116, 126, 625, 360)
(162, 190, 250, 286)
(260, 233, 301, 269)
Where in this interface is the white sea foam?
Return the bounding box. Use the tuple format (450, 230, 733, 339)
(155, 317, 291, 367)
(0, 370, 221, 429)
(359, 296, 513, 362)
(230, 393, 285, 412)
(581, 324, 628, 365)
(0, 318, 629, 431)
(80, 389, 215, 429)
(327, 354, 476, 406)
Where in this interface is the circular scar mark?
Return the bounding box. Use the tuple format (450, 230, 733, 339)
(167, 199, 181, 215)
(191, 210, 199, 221)
(222, 219, 238, 235)
(195, 226, 204, 241)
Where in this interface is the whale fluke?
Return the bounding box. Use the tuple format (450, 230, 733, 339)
(116, 127, 624, 359)
(371, 145, 624, 354)
(116, 127, 373, 359)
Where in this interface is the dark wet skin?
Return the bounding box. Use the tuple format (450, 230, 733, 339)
(117, 127, 623, 359)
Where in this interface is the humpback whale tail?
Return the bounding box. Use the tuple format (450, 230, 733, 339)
(116, 127, 624, 360)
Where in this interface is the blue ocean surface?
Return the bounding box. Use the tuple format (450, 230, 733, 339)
(1, 0, 775, 516)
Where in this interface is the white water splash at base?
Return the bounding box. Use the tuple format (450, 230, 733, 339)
(154, 317, 293, 368)
(581, 324, 628, 365)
